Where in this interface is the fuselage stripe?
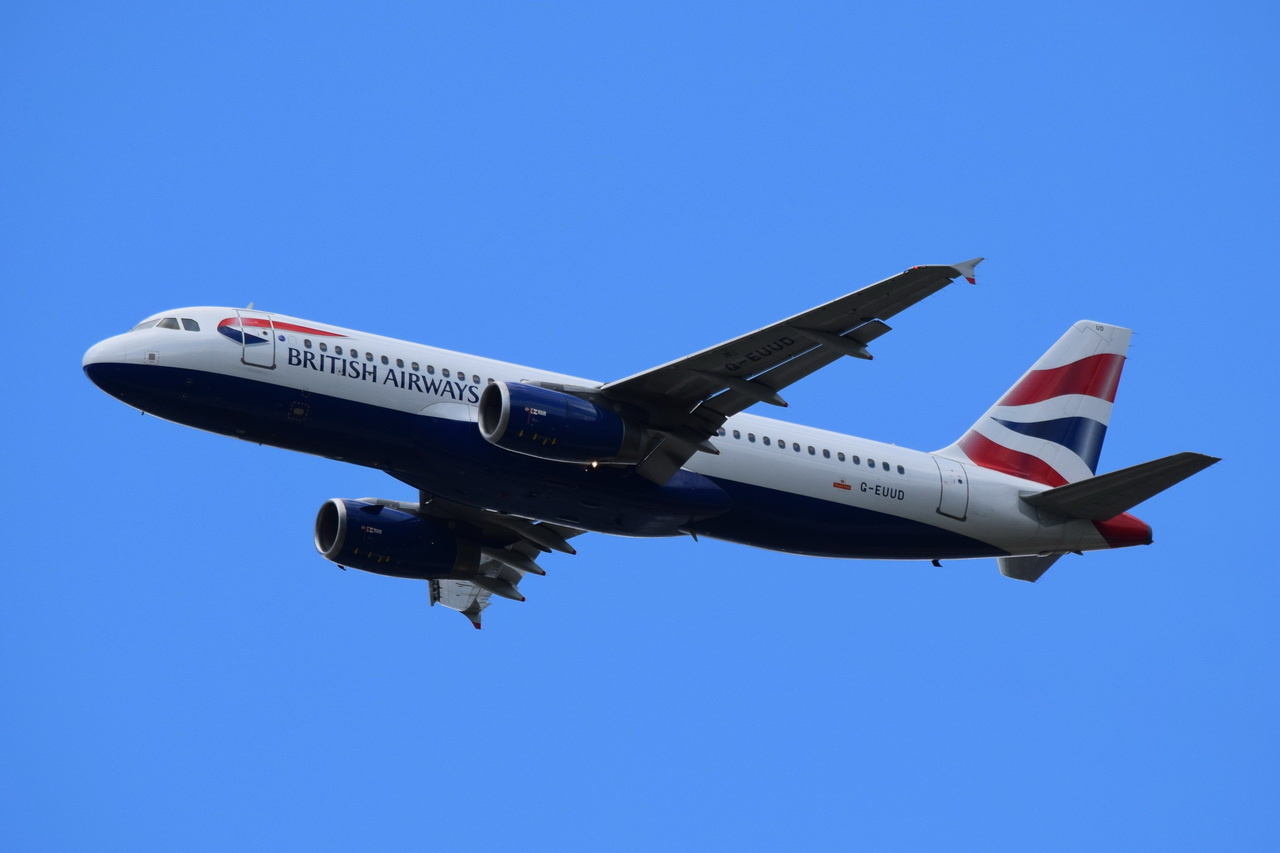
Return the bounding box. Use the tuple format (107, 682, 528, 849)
(217, 317, 347, 337)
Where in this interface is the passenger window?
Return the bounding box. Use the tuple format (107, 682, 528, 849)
(157, 317, 180, 330)
(822, 449, 830, 458)
(381, 355, 389, 365)
(717, 428, 726, 436)
(473, 375, 480, 384)
(443, 369, 450, 378)
(320, 342, 328, 352)
(793, 442, 800, 452)
(304, 339, 312, 349)
(427, 365, 435, 375)
(182, 319, 200, 332)
(748, 433, 756, 443)
(809, 446, 816, 455)
(763, 437, 771, 446)
(733, 430, 741, 440)
(335, 346, 343, 355)
(396, 358, 404, 368)
(837, 452, 845, 462)
(882, 462, 890, 471)
(897, 465, 905, 475)
(366, 352, 374, 362)
(411, 362, 419, 371)
(851, 456, 860, 465)
(867, 458, 875, 468)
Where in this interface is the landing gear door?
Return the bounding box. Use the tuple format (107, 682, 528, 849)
(934, 457, 969, 521)
(235, 309, 276, 369)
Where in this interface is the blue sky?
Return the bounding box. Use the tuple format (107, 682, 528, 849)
(3, 2, 1276, 850)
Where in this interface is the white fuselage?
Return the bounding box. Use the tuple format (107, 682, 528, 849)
(83, 306, 1128, 562)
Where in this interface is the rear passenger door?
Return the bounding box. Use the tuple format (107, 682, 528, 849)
(934, 456, 969, 521)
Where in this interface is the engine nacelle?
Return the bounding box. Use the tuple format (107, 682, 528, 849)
(314, 499, 477, 579)
(478, 382, 644, 464)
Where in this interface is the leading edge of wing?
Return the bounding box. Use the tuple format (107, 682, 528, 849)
(600, 259, 982, 411)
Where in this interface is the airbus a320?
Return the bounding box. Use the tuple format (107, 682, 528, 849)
(83, 259, 1218, 627)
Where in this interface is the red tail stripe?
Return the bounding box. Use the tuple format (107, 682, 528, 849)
(998, 353, 1125, 408)
(957, 432, 1068, 487)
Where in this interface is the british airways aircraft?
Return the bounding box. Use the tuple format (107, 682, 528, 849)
(83, 260, 1217, 627)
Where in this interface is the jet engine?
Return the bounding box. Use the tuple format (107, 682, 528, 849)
(478, 382, 645, 464)
(314, 498, 478, 579)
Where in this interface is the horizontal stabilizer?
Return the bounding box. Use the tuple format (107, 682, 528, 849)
(998, 553, 1063, 582)
(1021, 452, 1219, 521)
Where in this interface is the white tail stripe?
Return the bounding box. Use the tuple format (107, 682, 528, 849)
(984, 394, 1115, 425)
(968, 418, 1098, 483)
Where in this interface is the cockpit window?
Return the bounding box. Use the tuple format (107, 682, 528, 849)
(182, 318, 200, 331)
(131, 319, 161, 331)
(157, 317, 180, 330)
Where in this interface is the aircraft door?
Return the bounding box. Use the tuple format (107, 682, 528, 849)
(934, 457, 969, 521)
(235, 309, 276, 369)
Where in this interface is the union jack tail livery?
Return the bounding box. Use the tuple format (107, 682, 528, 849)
(940, 321, 1130, 487)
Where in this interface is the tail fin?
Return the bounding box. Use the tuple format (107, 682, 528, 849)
(937, 321, 1131, 486)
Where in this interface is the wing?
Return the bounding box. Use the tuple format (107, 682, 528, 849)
(601, 258, 983, 483)
(379, 489, 587, 629)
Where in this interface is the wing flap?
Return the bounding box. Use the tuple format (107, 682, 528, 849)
(429, 552, 539, 628)
(430, 579, 491, 629)
(383, 487, 590, 627)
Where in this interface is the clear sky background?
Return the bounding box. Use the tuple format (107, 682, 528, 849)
(3, 2, 1276, 850)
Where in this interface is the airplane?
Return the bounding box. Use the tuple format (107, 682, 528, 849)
(82, 259, 1218, 628)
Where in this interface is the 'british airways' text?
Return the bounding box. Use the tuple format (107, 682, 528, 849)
(286, 347, 481, 403)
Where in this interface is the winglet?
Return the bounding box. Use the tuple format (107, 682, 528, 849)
(950, 257, 984, 284)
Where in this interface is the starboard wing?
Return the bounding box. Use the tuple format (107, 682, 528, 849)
(601, 259, 982, 482)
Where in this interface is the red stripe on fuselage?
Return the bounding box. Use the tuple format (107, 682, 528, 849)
(957, 431, 1068, 486)
(272, 320, 346, 337)
(999, 353, 1125, 407)
(218, 317, 346, 337)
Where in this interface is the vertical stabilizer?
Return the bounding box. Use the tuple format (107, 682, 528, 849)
(937, 321, 1131, 486)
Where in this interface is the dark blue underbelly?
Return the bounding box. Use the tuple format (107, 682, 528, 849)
(85, 363, 727, 535)
(85, 362, 1003, 558)
(691, 478, 1003, 559)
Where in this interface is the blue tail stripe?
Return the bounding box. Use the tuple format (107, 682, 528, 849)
(992, 416, 1108, 473)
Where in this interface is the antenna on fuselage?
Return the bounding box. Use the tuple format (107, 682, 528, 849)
(245, 302, 255, 309)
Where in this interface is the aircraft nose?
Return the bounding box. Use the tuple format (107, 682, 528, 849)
(83, 338, 114, 369)
(83, 334, 134, 397)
